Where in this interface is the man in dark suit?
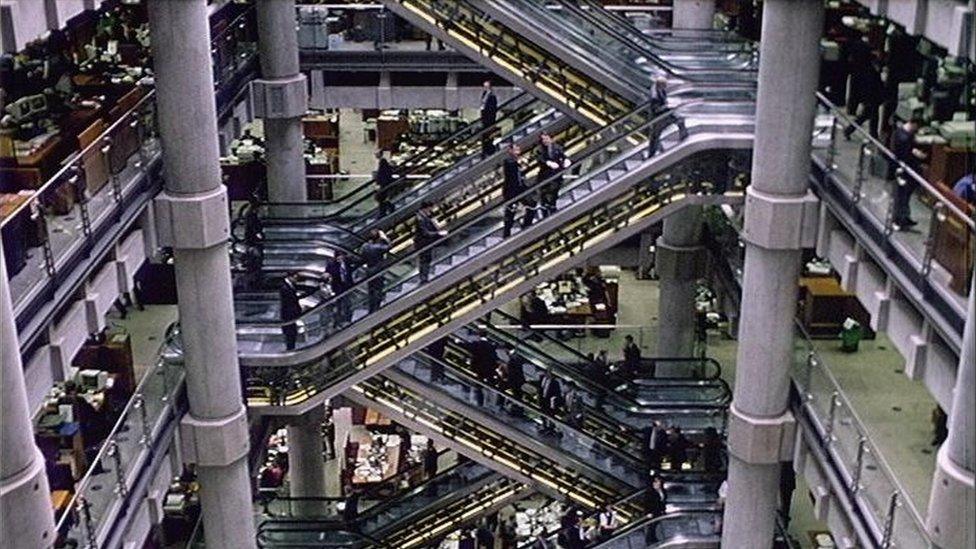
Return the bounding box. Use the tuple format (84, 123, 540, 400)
(480, 80, 498, 128)
(414, 201, 446, 282)
(644, 420, 669, 469)
(502, 143, 534, 237)
(506, 347, 527, 416)
(647, 76, 687, 154)
(465, 330, 498, 406)
(643, 476, 668, 544)
(537, 369, 562, 434)
(359, 230, 391, 312)
(536, 132, 569, 217)
(375, 150, 396, 216)
(890, 117, 926, 230)
(279, 274, 304, 350)
(622, 334, 643, 377)
(844, 59, 885, 139)
(326, 251, 354, 325)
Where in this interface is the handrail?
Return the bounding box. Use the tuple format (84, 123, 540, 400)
(793, 320, 930, 543)
(484, 308, 723, 381)
(0, 90, 156, 228)
(816, 92, 974, 231)
(54, 344, 183, 534)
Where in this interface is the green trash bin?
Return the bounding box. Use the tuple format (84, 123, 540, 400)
(840, 318, 862, 352)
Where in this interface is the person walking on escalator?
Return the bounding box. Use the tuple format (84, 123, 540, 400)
(665, 427, 690, 469)
(422, 439, 438, 484)
(645, 475, 668, 519)
(326, 251, 354, 326)
(502, 143, 535, 237)
(564, 380, 584, 429)
(414, 201, 447, 283)
(647, 76, 688, 155)
(242, 192, 264, 247)
(426, 337, 447, 383)
(536, 132, 570, 217)
(375, 150, 396, 217)
(465, 330, 498, 407)
(537, 369, 563, 435)
(360, 229, 391, 312)
(621, 334, 643, 379)
(644, 420, 669, 470)
(279, 274, 305, 351)
(480, 79, 498, 128)
(698, 426, 724, 474)
(505, 348, 527, 416)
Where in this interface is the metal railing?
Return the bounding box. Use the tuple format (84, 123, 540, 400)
(814, 93, 974, 303)
(791, 322, 932, 549)
(54, 353, 186, 547)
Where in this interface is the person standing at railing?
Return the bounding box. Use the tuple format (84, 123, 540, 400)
(536, 132, 571, 217)
(414, 201, 447, 283)
(375, 150, 396, 216)
(621, 334, 644, 378)
(360, 229, 391, 312)
(647, 76, 688, 155)
(890, 117, 928, 230)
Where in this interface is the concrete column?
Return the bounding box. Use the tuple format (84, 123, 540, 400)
(146, 2, 256, 548)
(255, 0, 308, 202)
(721, 2, 824, 548)
(287, 405, 328, 516)
(672, 0, 716, 30)
(1, 243, 56, 548)
(927, 276, 975, 548)
(656, 207, 704, 358)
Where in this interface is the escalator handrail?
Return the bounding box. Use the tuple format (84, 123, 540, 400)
(484, 308, 723, 380)
(231, 203, 370, 251)
(592, 510, 722, 548)
(507, 0, 754, 84)
(254, 92, 541, 218)
(259, 449, 459, 518)
(237, 98, 712, 331)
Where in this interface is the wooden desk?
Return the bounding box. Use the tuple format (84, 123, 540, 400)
(798, 277, 874, 339)
(930, 184, 974, 295)
(376, 117, 410, 151)
(1, 192, 38, 275)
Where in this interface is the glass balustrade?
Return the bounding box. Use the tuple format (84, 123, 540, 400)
(55, 356, 185, 547)
(792, 323, 931, 548)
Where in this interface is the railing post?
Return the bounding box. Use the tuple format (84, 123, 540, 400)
(920, 202, 944, 276)
(825, 391, 840, 441)
(883, 171, 902, 236)
(102, 139, 121, 204)
(851, 437, 868, 492)
(826, 117, 838, 170)
(78, 496, 98, 549)
(135, 393, 151, 445)
(882, 491, 899, 548)
(35, 203, 56, 277)
(70, 170, 92, 238)
(853, 142, 868, 203)
(108, 440, 128, 498)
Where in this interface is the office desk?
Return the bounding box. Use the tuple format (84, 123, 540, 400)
(1, 192, 36, 275)
(798, 277, 874, 339)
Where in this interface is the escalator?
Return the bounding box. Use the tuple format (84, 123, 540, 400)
(231, 93, 566, 258)
(388, 351, 647, 488)
(481, 0, 756, 100)
(438, 326, 727, 454)
(343, 374, 644, 514)
(192, 102, 754, 415)
(593, 510, 722, 548)
(257, 460, 524, 548)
